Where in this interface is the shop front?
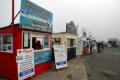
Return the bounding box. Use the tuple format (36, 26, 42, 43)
(22, 31, 52, 76)
(52, 21, 78, 60)
(52, 32, 77, 60)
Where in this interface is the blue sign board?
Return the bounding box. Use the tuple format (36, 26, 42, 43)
(19, 68, 34, 77)
(34, 49, 52, 65)
(20, 0, 53, 32)
(44, 34, 49, 48)
(56, 61, 67, 66)
(66, 21, 77, 35)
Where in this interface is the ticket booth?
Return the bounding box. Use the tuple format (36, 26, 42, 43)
(52, 32, 77, 60)
(52, 21, 78, 60)
(0, 0, 53, 80)
(0, 25, 52, 80)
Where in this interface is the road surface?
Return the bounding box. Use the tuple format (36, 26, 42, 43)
(81, 47, 120, 80)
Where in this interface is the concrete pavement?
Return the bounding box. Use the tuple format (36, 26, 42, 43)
(30, 56, 88, 80)
(0, 56, 88, 80)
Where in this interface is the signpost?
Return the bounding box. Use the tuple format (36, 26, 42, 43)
(54, 45, 67, 69)
(16, 49, 34, 80)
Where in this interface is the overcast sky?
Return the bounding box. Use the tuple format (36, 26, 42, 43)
(0, 0, 120, 41)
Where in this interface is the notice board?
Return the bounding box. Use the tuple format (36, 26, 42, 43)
(16, 49, 34, 80)
(54, 45, 68, 69)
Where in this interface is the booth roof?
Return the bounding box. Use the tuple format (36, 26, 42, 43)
(0, 24, 19, 29)
(53, 32, 66, 34)
(53, 32, 77, 36)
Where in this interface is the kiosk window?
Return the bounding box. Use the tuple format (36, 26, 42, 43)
(23, 32, 31, 49)
(53, 38, 61, 45)
(44, 34, 49, 48)
(32, 37, 43, 50)
(70, 39, 74, 47)
(0, 35, 12, 52)
(68, 39, 76, 47)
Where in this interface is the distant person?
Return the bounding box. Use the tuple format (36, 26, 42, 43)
(86, 41, 90, 54)
(101, 42, 104, 53)
(89, 41, 93, 54)
(92, 40, 97, 53)
(97, 42, 101, 53)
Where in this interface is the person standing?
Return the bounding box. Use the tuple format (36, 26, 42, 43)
(97, 42, 101, 53)
(101, 42, 104, 53)
(86, 41, 90, 54)
(92, 40, 97, 53)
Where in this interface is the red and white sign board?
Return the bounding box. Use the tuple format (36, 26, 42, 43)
(16, 49, 34, 80)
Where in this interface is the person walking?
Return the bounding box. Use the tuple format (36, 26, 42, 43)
(101, 42, 104, 53)
(97, 42, 101, 53)
(92, 40, 97, 53)
(90, 41, 93, 54)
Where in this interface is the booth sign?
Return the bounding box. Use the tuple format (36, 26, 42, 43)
(20, 0, 53, 32)
(16, 49, 34, 80)
(66, 21, 77, 35)
(54, 45, 67, 69)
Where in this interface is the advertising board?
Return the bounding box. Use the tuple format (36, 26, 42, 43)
(16, 49, 34, 80)
(20, 0, 53, 32)
(34, 49, 52, 65)
(66, 21, 77, 35)
(54, 45, 67, 69)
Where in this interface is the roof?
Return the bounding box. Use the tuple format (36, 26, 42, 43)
(0, 24, 19, 29)
(53, 32, 77, 37)
(53, 32, 66, 34)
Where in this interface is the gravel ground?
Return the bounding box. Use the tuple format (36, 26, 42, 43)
(81, 47, 120, 80)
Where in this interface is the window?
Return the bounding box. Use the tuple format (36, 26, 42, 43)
(0, 35, 12, 53)
(66, 39, 70, 46)
(32, 37, 43, 50)
(44, 34, 49, 48)
(22, 32, 50, 50)
(23, 32, 31, 49)
(67, 39, 76, 47)
(70, 39, 74, 47)
(53, 38, 61, 45)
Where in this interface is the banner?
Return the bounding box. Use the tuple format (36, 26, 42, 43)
(54, 45, 67, 69)
(20, 0, 53, 32)
(16, 49, 34, 80)
(34, 49, 52, 65)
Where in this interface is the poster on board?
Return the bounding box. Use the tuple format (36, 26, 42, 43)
(54, 45, 68, 69)
(16, 49, 34, 80)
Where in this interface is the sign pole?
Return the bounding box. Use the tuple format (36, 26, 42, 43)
(12, 0, 14, 29)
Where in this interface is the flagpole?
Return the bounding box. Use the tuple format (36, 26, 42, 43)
(12, 0, 14, 28)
